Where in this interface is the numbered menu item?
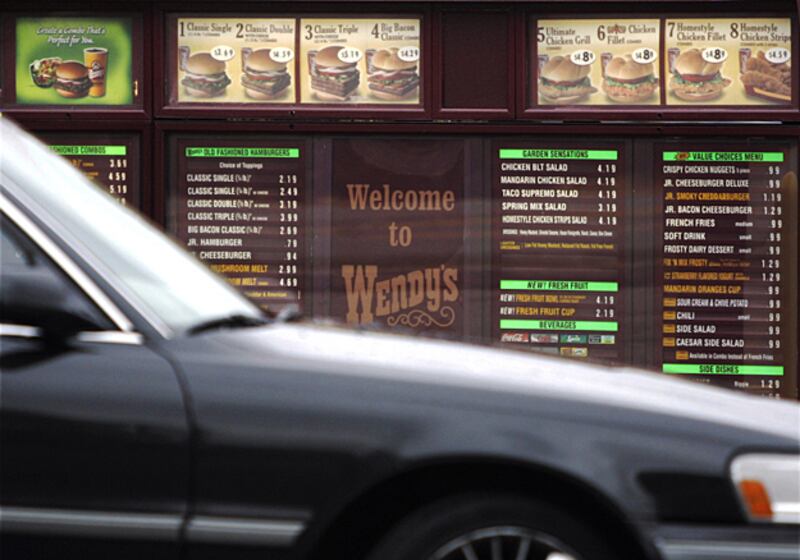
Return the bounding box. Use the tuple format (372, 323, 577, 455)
(492, 145, 626, 362)
(535, 19, 660, 106)
(300, 18, 421, 104)
(16, 17, 134, 105)
(665, 19, 792, 105)
(173, 139, 305, 313)
(176, 18, 295, 103)
(330, 139, 464, 335)
(657, 146, 797, 398)
(41, 133, 139, 207)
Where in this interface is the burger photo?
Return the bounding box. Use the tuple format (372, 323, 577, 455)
(309, 45, 360, 102)
(53, 61, 92, 99)
(241, 49, 291, 100)
(538, 55, 597, 104)
(367, 48, 419, 101)
(602, 55, 659, 103)
(669, 48, 732, 102)
(181, 52, 232, 98)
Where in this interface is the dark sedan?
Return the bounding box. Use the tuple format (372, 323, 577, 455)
(1, 118, 799, 560)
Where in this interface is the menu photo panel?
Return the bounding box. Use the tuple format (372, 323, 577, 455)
(173, 17, 296, 104)
(664, 18, 793, 106)
(300, 18, 422, 105)
(491, 142, 628, 362)
(656, 143, 798, 398)
(15, 16, 136, 106)
(329, 139, 465, 336)
(534, 19, 661, 107)
(170, 136, 308, 315)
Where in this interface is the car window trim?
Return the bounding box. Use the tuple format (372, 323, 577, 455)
(0, 323, 144, 345)
(1, 181, 174, 339)
(1, 192, 135, 333)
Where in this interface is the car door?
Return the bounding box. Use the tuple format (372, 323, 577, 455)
(0, 207, 190, 559)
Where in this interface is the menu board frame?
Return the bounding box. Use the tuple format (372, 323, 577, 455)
(158, 123, 315, 317)
(431, 6, 516, 119)
(520, 6, 799, 120)
(1, 8, 149, 119)
(313, 134, 483, 342)
(486, 137, 635, 366)
(14, 118, 151, 214)
(651, 138, 798, 399)
(156, 5, 432, 119)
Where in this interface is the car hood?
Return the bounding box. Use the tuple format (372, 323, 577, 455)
(189, 322, 800, 444)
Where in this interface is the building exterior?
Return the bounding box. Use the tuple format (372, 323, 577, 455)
(2, 0, 798, 399)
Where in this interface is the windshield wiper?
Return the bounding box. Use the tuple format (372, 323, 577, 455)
(187, 313, 269, 335)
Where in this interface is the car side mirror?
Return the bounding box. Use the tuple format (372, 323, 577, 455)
(1, 264, 105, 340)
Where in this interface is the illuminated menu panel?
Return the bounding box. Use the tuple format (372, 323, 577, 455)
(492, 144, 625, 362)
(664, 18, 792, 106)
(657, 145, 797, 398)
(299, 18, 422, 105)
(173, 139, 305, 314)
(42, 133, 140, 207)
(175, 17, 296, 104)
(329, 139, 464, 335)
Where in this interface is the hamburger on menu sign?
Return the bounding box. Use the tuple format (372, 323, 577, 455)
(176, 18, 296, 104)
(665, 18, 792, 105)
(535, 19, 661, 106)
(299, 18, 421, 104)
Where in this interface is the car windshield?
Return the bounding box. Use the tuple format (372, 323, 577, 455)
(1, 119, 261, 335)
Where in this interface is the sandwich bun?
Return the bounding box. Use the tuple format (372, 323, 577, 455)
(182, 85, 226, 98)
(315, 45, 356, 69)
(54, 60, 88, 80)
(541, 55, 591, 82)
(244, 49, 287, 73)
(369, 88, 417, 101)
(671, 89, 724, 102)
(314, 90, 351, 102)
(605, 55, 653, 81)
(371, 48, 417, 71)
(185, 52, 227, 75)
(244, 86, 289, 100)
(673, 48, 722, 77)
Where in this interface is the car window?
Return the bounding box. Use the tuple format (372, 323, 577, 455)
(1, 120, 261, 335)
(0, 214, 114, 331)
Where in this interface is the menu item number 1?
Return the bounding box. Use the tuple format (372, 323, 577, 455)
(535, 19, 660, 106)
(176, 18, 296, 103)
(665, 18, 792, 105)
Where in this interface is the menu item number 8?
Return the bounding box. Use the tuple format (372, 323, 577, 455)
(741, 50, 791, 102)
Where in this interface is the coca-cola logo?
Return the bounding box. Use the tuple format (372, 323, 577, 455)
(500, 332, 529, 343)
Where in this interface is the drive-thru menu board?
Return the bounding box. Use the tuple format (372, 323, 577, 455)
(658, 145, 797, 398)
(535, 19, 661, 106)
(664, 18, 792, 105)
(175, 18, 296, 103)
(299, 18, 421, 104)
(493, 143, 626, 362)
(330, 139, 464, 335)
(172, 138, 305, 313)
(42, 133, 140, 207)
